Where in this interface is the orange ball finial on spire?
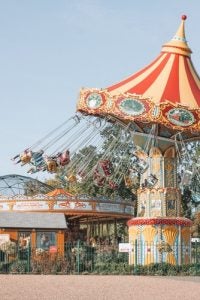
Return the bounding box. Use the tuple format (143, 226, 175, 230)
(182, 15, 187, 20)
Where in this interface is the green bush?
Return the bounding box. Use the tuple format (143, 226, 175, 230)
(0, 262, 12, 273)
(9, 261, 27, 274)
(128, 263, 200, 276)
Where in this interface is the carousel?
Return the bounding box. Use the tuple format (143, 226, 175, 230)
(11, 16, 200, 264)
(0, 175, 133, 246)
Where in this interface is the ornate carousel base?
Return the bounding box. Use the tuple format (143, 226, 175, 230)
(128, 217, 192, 265)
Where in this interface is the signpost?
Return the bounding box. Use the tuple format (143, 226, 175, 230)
(0, 234, 10, 245)
(118, 243, 132, 252)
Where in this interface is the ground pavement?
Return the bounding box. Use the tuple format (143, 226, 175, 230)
(0, 275, 199, 300)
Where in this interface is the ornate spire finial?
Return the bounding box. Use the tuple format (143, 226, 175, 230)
(161, 15, 192, 57)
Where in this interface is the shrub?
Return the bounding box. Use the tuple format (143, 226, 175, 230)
(9, 261, 27, 274)
(31, 251, 69, 274)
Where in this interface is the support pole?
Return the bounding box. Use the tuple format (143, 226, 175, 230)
(134, 239, 138, 275)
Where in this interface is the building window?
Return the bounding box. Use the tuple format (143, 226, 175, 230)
(18, 232, 31, 250)
(36, 232, 56, 250)
(18, 232, 31, 260)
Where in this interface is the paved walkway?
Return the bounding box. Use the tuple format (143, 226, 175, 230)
(0, 275, 200, 300)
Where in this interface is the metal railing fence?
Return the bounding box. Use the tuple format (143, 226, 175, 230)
(0, 241, 199, 275)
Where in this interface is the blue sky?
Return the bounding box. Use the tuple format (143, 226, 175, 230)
(0, 0, 200, 181)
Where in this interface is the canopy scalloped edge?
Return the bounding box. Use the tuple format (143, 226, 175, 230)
(76, 88, 200, 134)
(127, 217, 193, 227)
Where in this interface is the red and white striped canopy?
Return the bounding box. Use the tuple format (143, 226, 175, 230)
(107, 16, 200, 110)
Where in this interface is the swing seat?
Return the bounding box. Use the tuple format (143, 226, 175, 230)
(46, 160, 58, 173)
(77, 170, 85, 178)
(99, 160, 113, 176)
(125, 171, 139, 187)
(93, 168, 100, 179)
(27, 167, 38, 174)
(93, 176, 106, 187)
(181, 170, 193, 186)
(124, 176, 132, 187)
(134, 159, 149, 174)
(76, 174, 83, 183)
(108, 180, 118, 190)
(65, 174, 77, 183)
(31, 151, 45, 168)
(146, 174, 158, 188)
(134, 149, 148, 160)
(20, 151, 32, 164)
(130, 154, 139, 164)
(93, 169, 106, 186)
(59, 157, 70, 166)
(57, 151, 70, 166)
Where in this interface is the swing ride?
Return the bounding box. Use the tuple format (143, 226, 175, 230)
(11, 18, 199, 199)
(10, 15, 200, 264)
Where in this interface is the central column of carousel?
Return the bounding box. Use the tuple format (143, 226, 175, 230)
(128, 146, 192, 265)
